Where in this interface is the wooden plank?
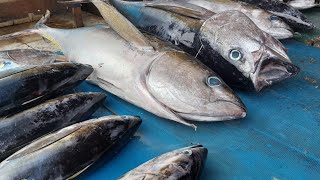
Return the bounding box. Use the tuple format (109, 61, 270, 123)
(72, 6, 84, 28)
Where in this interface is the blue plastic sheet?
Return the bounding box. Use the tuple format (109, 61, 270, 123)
(76, 39, 320, 179)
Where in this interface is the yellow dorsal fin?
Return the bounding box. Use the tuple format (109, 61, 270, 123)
(90, 0, 154, 51)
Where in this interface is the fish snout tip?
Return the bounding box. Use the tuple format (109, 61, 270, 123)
(252, 58, 300, 91)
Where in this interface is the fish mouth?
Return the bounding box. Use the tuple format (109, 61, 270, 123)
(176, 100, 247, 122)
(270, 27, 294, 39)
(251, 57, 300, 91)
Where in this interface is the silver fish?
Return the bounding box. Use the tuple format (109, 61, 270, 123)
(0, 115, 142, 179)
(19, 7, 247, 129)
(238, 0, 315, 31)
(279, 0, 320, 10)
(178, 0, 293, 39)
(0, 63, 93, 117)
(0, 92, 106, 161)
(108, 0, 299, 91)
(119, 145, 207, 180)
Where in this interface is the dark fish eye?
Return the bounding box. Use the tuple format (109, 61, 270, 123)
(182, 150, 192, 156)
(206, 76, 221, 87)
(270, 15, 280, 21)
(229, 49, 242, 61)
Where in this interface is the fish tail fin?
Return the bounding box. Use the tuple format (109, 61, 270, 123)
(0, 10, 51, 41)
(34, 10, 50, 30)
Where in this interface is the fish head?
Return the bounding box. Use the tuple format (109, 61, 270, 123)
(146, 51, 246, 122)
(153, 145, 207, 179)
(200, 10, 299, 91)
(92, 116, 142, 141)
(238, 3, 293, 39)
(63, 63, 94, 87)
(119, 145, 207, 179)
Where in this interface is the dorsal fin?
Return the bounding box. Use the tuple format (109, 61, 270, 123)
(90, 0, 154, 51)
(145, 1, 215, 20)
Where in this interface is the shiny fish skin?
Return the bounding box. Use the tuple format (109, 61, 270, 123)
(0, 63, 93, 117)
(179, 0, 293, 39)
(23, 7, 247, 128)
(0, 49, 58, 68)
(279, 0, 320, 10)
(238, 0, 315, 31)
(110, 0, 299, 91)
(0, 116, 142, 179)
(0, 92, 106, 161)
(119, 145, 207, 180)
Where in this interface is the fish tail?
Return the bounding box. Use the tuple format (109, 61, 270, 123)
(34, 10, 51, 30)
(0, 10, 51, 41)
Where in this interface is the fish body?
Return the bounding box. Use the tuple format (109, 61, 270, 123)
(0, 63, 93, 117)
(0, 116, 142, 179)
(119, 145, 207, 180)
(178, 0, 293, 39)
(30, 6, 246, 128)
(238, 0, 315, 31)
(110, 0, 299, 91)
(279, 0, 320, 10)
(0, 49, 59, 67)
(0, 92, 106, 161)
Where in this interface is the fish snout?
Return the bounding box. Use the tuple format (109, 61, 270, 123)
(251, 57, 300, 91)
(269, 27, 294, 39)
(122, 116, 142, 130)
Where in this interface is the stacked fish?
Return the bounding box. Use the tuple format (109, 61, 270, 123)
(0, 0, 317, 179)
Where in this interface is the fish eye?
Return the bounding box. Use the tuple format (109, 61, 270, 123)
(270, 15, 280, 21)
(182, 150, 192, 156)
(206, 76, 221, 87)
(229, 49, 242, 61)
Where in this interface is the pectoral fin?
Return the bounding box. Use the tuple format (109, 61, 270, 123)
(145, 1, 215, 20)
(90, 0, 154, 51)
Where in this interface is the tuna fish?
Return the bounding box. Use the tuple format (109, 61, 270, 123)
(0, 116, 142, 179)
(238, 0, 315, 31)
(119, 145, 207, 180)
(0, 63, 93, 117)
(178, 0, 293, 39)
(0, 92, 106, 161)
(107, 0, 299, 91)
(9, 6, 247, 128)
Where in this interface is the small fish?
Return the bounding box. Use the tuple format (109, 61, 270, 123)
(109, 0, 299, 91)
(119, 145, 208, 180)
(0, 63, 93, 117)
(0, 49, 63, 67)
(0, 92, 106, 161)
(179, 0, 293, 39)
(280, 0, 320, 10)
(238, 0, 315, 31)
(0, 116, 142, 179)
(13, 7, 247, 128)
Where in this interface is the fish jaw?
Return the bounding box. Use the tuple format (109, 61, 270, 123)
(268, 27, 293, 39)
(250, 56, 300, 91)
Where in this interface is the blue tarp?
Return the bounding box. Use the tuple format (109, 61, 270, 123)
(74, 39, 320, 179)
